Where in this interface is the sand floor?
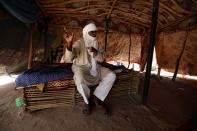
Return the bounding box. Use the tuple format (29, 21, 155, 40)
(0, 75, 197, 131)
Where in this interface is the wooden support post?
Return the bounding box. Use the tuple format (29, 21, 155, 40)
(43, 17, 49, 62)
(172, 31, 188, 81)
(27, 24, 33, 69)
(104, 17, 110, 52)
(143, 0, 160, 105)
(157, 66, 161, 78)
(128, 27, 132, 68)
(43, 30, 47, 62)
(132, 63, 134, 70)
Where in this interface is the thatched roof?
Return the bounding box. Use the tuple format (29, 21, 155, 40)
(0, 0, 197, 76)
(35, 0, 197, 33)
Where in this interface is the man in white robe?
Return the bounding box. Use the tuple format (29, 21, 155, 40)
(61, 23, 116, 115)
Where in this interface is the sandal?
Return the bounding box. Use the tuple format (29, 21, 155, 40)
(101, 103, 111, 116)
(82, 103, 91, 115)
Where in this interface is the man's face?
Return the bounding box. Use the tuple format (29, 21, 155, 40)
(88, 31, 97, 37)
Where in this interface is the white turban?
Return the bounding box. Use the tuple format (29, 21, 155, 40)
(82, 23, 98, 48)
(82, 23, 98, 77)
(83, 23, 97, 36)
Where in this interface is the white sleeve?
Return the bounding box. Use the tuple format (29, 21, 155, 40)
(60, 41, 80, 63)
(60, 48, 73, 63)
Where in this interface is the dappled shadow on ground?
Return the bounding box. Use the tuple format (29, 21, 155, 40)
(0, 81, 172, 131)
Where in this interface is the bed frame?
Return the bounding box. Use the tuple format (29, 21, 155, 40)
(23, 71, 140, 112)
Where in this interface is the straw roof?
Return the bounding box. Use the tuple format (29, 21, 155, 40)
(36, 0, 197, 33)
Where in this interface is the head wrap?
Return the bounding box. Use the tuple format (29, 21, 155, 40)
(82, 23, 98, 77)
(82, 23, 98, 48)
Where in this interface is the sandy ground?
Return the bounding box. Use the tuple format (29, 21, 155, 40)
(0, 75, 197, 131)
(139, 75, 197, 127)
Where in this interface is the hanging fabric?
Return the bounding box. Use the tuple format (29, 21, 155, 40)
(0, 0, 39, 23)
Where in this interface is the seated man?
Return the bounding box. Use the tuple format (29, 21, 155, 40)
(61, 23, 116, 115)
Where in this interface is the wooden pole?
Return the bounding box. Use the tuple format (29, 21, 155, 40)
(104, 17, 109, 52)
(143, 0, 160, 105)
(106, 0, 118, 19)
(27, 24, 33, 69)
(172, 30, 189, 81)
(43, 28, 47, 62)
(128, 27, 132, 68)
(157, 66, 161, 78)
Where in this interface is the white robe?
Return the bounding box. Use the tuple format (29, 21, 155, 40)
(61, 39, 116, 104)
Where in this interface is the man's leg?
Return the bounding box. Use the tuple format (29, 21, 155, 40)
(93, 67, 116, 101)
(76, 84, 91, 115)
(93, 67, 116, 115)
(76, 84, 90, 104)
(72, 65, 92, 114)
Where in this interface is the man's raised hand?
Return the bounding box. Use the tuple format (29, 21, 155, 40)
(63, 27, 74, 50)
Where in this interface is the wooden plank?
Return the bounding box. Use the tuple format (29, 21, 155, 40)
(26, 103, 72, 110)
(27, 99, 73, 104)
(111, 15, 150, 28)
(25, 94, 74, 98)
(27, 24, 33, 69)
(160, 15, 196, 31)
(171, 0, 193, 14)
(107, 0, 118, 19)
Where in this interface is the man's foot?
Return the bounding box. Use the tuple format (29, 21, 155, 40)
(82, 103, 91, 115)
(90, 95, 112, 116)
(100, 102, 111, 116)
(91, 95, 100, 106)
(88, 96, 96, 107)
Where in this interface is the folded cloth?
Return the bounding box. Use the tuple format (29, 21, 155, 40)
(99, 62, 130, 73)
(15, 64, 74, 88)
(36, 83, 45, 92)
